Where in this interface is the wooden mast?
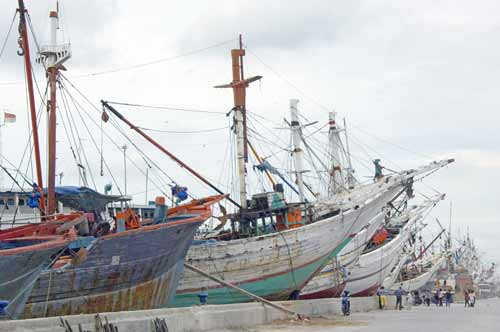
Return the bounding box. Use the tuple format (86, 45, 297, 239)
(47, 10, 59, 216)
(17, 0, 46, 214)
(100, 101, 240, 208)
(37, 8, 71, 215)
(215, 36, 261, 209)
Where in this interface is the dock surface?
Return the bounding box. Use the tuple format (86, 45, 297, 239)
(229, 298, 500, 332)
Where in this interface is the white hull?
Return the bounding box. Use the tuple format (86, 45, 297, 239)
(300, 210, 386, 297)
(391, 256, 446, 292)
(344, 227, 407, 296)
(174, 187, 399, 305)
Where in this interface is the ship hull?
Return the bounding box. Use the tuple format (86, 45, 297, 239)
(344, 229, 407, 296)
(300, 210, 386, 299)
(174, 188, 398, 306)
(390, 256, 446, 293)
(21, 220, 202, 318)
(0, 237, 68, 318)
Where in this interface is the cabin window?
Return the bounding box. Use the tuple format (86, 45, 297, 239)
(7, 199, 14, 206)
(18, 199, 25, 206)
(0, 199, 4, 205)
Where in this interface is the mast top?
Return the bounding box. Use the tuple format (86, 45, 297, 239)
(36, 8, 71, 68)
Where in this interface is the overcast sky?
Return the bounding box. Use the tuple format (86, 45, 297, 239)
(0, 0, 498, 266)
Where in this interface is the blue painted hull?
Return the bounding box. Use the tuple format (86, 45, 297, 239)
(21, 220, 202, 318)
(0, 239, 67, 318)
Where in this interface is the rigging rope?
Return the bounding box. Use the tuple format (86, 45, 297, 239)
(138, 126, 228, 134)
(72, 38, 237, 77)
(244, 45, 331, 113)
(67, 96, 171, 199)
(60, 76, 182, 199)
(105, 101, 226, 115)
(0, 11, 16, 63)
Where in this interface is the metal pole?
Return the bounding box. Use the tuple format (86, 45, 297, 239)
(121, 144, 127, 196)
(145, 167, 149, 205)
(184, 263, 299, 318)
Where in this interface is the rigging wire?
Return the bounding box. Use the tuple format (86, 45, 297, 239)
(0, 38, 237, 85)
(138, 126, 228, 134)
(60, 80, 173, 198)
(105, 101, 226, 115)
(350, 123, 434, 161)
(58, 81, 93, 188)
(71, 38, 237, 78)
(58, 79, 124, 196)
(0, 12, 17, 63)
(246, 45, 433, 167)
(244, 45, 331, 113)
(9, 61, 48, 193)
(59, 83, 98, 190)
(60, 76, 182, 199)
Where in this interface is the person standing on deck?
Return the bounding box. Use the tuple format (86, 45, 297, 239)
(395, 285, 404, 310)
(373, 159, 384, 181)
(464, 290, 470, 307)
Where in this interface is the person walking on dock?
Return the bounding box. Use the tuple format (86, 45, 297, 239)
(198, 287, 208, 305)
(395, 285, 404, 310)
(445, 290, 453, 307)
(464, 290, 470, 307)
(438, 288, 444, 307)
(377, 286, 387, 309)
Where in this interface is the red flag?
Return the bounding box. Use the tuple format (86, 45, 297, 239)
(4, 112, 16, 123)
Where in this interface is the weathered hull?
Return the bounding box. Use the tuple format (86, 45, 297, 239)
(382, 252, 410, 290)
(174, 188, 398, 306)
(0, 238, 68, 318)
(21, 220, 201, 318)
(300, 210, 386, 299)
(391, 256, 446, 293)
(344, 229, 407, 296)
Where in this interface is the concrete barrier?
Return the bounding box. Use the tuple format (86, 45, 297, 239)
(0, 296, 398, 332)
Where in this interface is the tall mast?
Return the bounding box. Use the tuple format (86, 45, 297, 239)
(290, 99, 306, 203)
(327, 111, 344, 195)
(17, 0, 45, 213)
(215, 37, 261, 210)
(343, 118, 355, 189)
(37, 8, 71, 215)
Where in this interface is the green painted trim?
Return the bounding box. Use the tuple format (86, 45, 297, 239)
(173, 235, 356, 307)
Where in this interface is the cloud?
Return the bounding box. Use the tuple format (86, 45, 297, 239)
(0, 0, 499, 265)
(452, 149, 500, 169)
(176, 0, 362, 50)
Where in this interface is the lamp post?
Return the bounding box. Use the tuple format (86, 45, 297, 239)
(121, 144, 127, 196)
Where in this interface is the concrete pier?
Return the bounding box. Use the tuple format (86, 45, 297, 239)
(237, 298, 500, 332)
(1, 297, 498, 332)
(0, 297, 385, 332)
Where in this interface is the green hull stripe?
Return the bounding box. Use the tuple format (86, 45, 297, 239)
(173, 235, 355, 307)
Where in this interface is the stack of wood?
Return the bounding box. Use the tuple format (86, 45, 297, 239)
(151, 317, 169, 332)
(59, 314, 119, 332)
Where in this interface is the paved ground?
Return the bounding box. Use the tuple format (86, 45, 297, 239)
(227, 298, 500, 332)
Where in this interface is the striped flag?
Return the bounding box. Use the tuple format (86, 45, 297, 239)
(4, 112, 16, 123)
